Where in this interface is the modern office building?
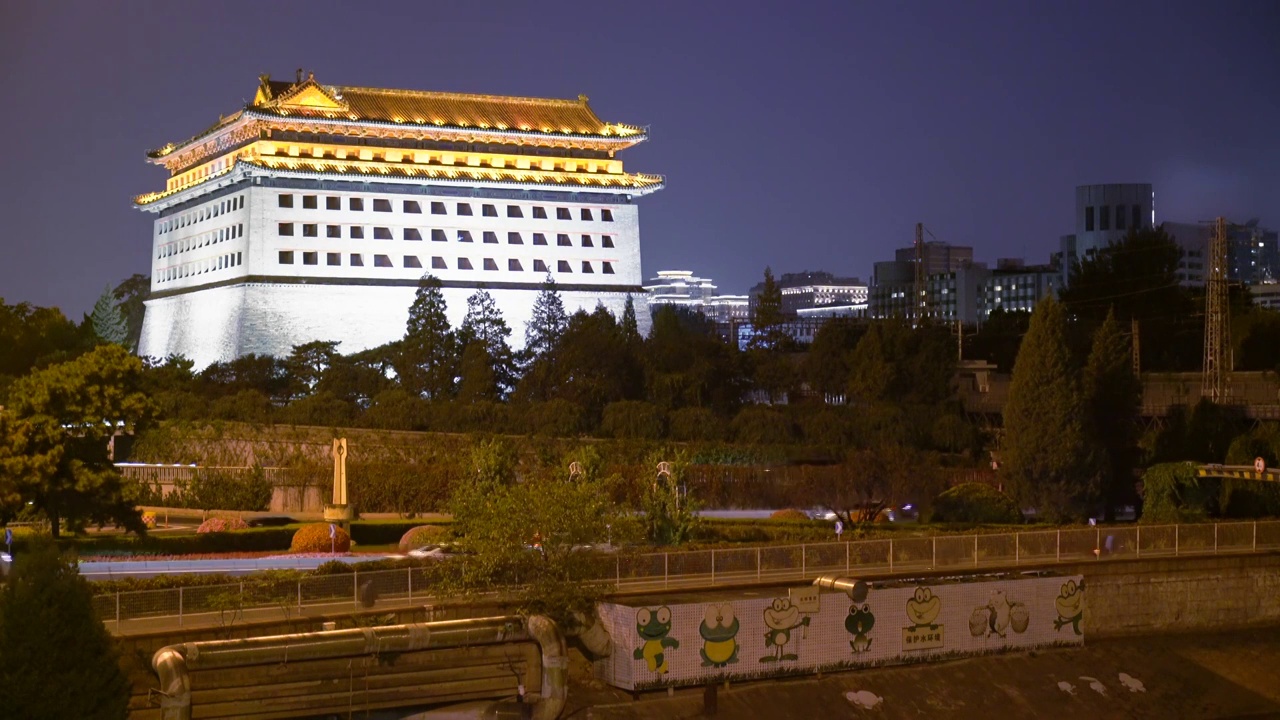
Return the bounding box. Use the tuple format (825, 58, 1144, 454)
(1059, 183, 1155, 285)
(134, 71, 663, 367)
(1163, 219, 1279, 288)
(977, 258, 1060, 321)
(870, 242, 981, 322)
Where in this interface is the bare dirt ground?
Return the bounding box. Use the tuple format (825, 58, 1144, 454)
(571, 627, 1280, 720)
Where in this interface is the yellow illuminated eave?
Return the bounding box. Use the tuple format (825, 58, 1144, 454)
(134, 159, 663, 206)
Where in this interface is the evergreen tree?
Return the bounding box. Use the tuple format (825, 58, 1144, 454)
(749, 267, 787, 350)
(111, 274, 150, 353)
(524, 274, 568, 359)
(621, 294, 641, 343)
(1084, 308, 1142, 519)
(0, 540, 129, 719)
(397, 274, 457, 399)
(460, 289, 515, 394)
(89, 285, 128, 346)
(1000, 295, 1096, 521)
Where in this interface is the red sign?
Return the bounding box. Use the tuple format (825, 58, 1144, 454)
(1256, 457, 1267, 474)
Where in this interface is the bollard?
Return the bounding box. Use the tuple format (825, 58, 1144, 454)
(179, 586, 184, 628)
(888, 539, 894, 573)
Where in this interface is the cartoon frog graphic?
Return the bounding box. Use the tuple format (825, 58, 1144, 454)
(633, 606, 679, 673)
(845, 604, 875, 653)
(699, 603, 741, 667)
(905, 587, 941, 631)
(760, 597, 810, 663)
(1053, 579, 1085, 635)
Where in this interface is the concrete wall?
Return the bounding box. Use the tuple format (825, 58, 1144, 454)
(1075, 553, 1280, 636)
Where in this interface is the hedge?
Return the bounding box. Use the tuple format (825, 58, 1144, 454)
(291, 523, 351, 553)
(929, 483, 1021, 524)
(11, 528, 297, 556)
(349, 520, 450, 546)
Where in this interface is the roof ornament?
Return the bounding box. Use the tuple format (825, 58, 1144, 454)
(296, 68, 303, 84)
(578, 94, 589, 104)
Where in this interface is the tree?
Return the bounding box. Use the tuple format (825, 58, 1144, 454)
(111, 274, 150, 353)
(804, 444, 932, 525)
(621, 294, 641, 344)
(0, 540, 129, 719)
(284, 339, 341, 399)
(397, 274, 457, 399)
(90, 285, 128, 346)
(524, 274, 568, 359)
(459, 289, 515, 394)
(1000, 296, 1096, 521)
(0, 345, 152, 536)
(0, 299, 87, 380)
(518, 307, 644, 422)
(803, 318, 862, 398)
(749, 267, 787, 350)
(1083, 309, 1142, 520)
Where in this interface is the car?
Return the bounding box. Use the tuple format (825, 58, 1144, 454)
(406, 543, 465, 560)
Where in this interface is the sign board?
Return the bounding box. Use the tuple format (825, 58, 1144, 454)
(1256, 457, 1267, 474)
(329, 523, 337, 539)
(789, 586, 821, 614)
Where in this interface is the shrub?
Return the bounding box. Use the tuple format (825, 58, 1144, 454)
(290, 523, 351, 553)
(601, 401, 665, 440)
(1140, 462, 1212, 523)
(769, 509, 811, 522)
(197, 516, 250, 533)
(522, 399, 585, 437)
(398, 524, 450, 552)
(730, 407, 794, 445)
(668, 407, 726, 442)
(348, 520, 449, 546)
(929, 483, 1020, 524)
(0, 540, 129, 718)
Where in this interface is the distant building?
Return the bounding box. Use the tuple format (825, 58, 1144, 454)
(870, 242, 983, 323)
(749, 271, 868, 318)
(1251, 282, 1280, 311)
(978, 258, 1060, 321)
(1163, 219, 1279, 288)
(645, 270, 749, 325)
(1059, 183, 1155, 285)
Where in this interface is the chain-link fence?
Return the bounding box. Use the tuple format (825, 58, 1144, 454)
(96, 520, 1280, 634)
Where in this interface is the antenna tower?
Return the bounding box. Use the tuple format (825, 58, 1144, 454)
(914, 222, 926, 323)
(1201, 217, 1230, 402)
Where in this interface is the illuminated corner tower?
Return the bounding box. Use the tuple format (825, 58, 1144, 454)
(134, 71, 663, 368)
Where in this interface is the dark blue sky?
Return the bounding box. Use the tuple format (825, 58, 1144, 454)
(3, 0, 1278, 316)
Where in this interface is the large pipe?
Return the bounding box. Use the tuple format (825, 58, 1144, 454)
(569, 608, 613, 660)
(152, 615, 566, 720)
(813, 575, 869, 602)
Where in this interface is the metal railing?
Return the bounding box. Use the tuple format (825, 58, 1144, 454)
(94, 519, 1280, 635)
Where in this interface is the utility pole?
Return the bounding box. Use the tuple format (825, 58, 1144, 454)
(1202, 217, 1231, 403)
(955, 319, 964, 362)
(1131, 317, 1140, 376)
(914, 222, 926, 324)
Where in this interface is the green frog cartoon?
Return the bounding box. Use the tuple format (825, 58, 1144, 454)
(699, 603, 741, 667)
(1053, 580, 1085, 636)
(760, 597, 810, 663)
(634, 606, 679, 673)
(845, 604, 875, 653)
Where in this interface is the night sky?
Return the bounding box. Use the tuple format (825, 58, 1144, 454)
(3, 0, 1278, 317)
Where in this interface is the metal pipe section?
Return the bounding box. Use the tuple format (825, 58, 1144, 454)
(151, 615, 566, 720)
(812, 575, 869, 602)
(569, 608, 613, 660)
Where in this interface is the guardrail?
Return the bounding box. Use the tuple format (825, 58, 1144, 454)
(94, 519, 1280, 635)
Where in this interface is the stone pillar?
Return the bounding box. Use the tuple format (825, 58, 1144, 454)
(323, 437, 354, 530)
